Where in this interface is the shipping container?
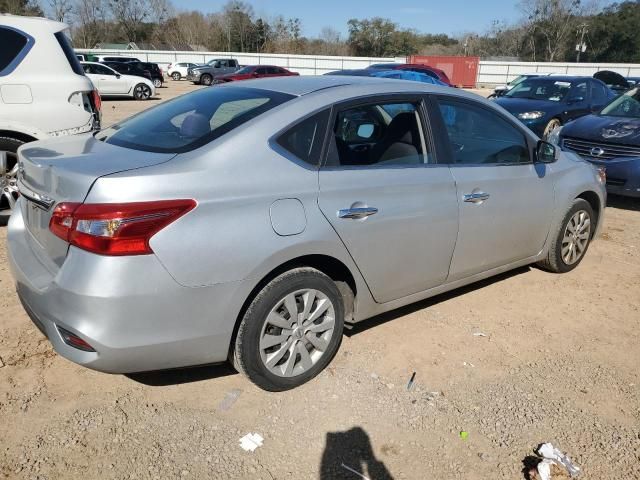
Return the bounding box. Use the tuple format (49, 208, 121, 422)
(409, 55, 479, 88)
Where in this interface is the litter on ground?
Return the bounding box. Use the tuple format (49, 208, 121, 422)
(535, 442, 581, 479)
(239, 433, 264, 452)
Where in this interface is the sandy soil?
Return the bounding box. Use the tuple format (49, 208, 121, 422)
(1, 80, 639, 480)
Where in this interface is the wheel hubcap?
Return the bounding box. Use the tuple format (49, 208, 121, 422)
(561, 210, 591, 265)
(0, 151, 19, 211)
(259, 289, 335, 378)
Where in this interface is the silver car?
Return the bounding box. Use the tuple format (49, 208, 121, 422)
(7, 76, 606, 391)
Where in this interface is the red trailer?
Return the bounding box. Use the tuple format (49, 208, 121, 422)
(408, 55, 479, 88)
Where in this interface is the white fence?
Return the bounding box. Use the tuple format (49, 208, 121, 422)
(75, 49, 406, 76)
(478, 60, 640, 86)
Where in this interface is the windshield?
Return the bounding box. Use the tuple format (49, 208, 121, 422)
(600, 88, 640, 118)
(508, 75, 532, 87)
(504, 78, 572, 102)
(96, 86, 294, 153)
(235, 66, 254, 74)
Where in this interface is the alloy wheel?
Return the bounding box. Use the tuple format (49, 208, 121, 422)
(153, 78, 162, 88)
(0, 150, 19, 211)
(172, 72, 180, 81)
(561, 210, 591, 265)
(259, 289, 336, 378)
(134, 84, 151, 100)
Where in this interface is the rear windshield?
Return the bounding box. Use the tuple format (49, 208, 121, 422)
(55, 31, 85, 76)
(96, 86, 294, 153)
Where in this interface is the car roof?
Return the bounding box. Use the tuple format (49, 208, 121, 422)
(219, 74, 461, 98)
(524, 75, 590, 82)
(0, 14, 67, 32)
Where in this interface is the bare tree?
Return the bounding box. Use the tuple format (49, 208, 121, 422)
(49, 0, 73, 22)
(108, 0, 151, 42)
(72, 0, 109, 48)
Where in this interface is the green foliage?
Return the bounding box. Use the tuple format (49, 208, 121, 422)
(587, 1, 640, 63)
(0, 0, 43, 16)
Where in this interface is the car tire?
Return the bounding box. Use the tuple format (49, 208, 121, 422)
(201, 74, 213, 86)
(133, 83, 152, 100)
(543, 118, 561, 139)
(153, 78, 162, 88)
(538, 198, 595, 273)
(232, 267, 345, 391)
(171, 72, 181, 81)
(0, 136, 23, 213)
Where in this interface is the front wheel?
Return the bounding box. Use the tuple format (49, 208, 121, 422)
(171, 72, 181, 81)
(232, 268, 344, 391)
(0, 136, 23, 213)
(201, 74, 213, 86)
(133, 83, 152, 100)
(538, 198, 594, 273)
(543, 118, 561, 139)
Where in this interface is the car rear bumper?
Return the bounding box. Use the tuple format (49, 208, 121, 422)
(7, 202, 246, 374)
(587, 157, 640, 198)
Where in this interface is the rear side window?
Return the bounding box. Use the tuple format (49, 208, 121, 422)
(276, 110, 330, 166)
(591, 82, 608, 104)
(54, 31, 85, 76)
(97, 86, 294, 153)
(0, 26, 33, 76)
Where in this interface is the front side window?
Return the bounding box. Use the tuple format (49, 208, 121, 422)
(325, 101, 430, 167)
(96, 86, 294, 153)
(0, 26, 33, 76)
(591, 82, 609, 104)
(276, 110, 330, 166)
(568, 81, 588, 102)
(94, 64, 116, 75)
(437, 99, 530, 165)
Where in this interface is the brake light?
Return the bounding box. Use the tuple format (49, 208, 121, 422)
(91, 89, 101, 113)
(49, 200, 196, 256)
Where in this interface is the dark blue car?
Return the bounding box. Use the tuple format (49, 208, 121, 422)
(494, 76, 615, 138)
(551, 87, 640, 198)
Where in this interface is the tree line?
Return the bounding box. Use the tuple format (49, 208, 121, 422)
(2, 0, 639, 62)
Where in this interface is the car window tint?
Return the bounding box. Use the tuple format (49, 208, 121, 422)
(325, 102, 431, 167)
(277, 110, 330, 166)
(408, 67, 437, 79)
(437, 99, 529, 165)
(94, 64, 114, 75)
(256, 67, 268, 74)
(96, 86, 294, 153)
(569, 81, 588, 101)
(591, 82, 608, 104)
(0, 26, 30, 75)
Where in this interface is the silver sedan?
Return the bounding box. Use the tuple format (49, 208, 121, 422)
(7, 76, 606, 391)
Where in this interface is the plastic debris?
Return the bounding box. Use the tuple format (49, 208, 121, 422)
(459, 431, 469, 440)
(341, 463, 371, 480)
(535, 443, 581, 479)
(217, 389, 242, 412)
(472, 332, 487, 337)
(407, 372, 417, 391)
(239, 433, 263, 452)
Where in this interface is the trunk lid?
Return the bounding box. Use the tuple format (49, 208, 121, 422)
(17, 134, 175, 267)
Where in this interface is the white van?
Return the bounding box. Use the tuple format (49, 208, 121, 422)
(0, 15, 101, 213)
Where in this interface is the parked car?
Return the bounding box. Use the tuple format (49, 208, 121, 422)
(326, 68, 449, 86)
(593, 70, 629, 95)
(187, 58, 240, 85)
(167, 62, 199, 81)
(627, 77, 640, 88)
(0, 15, 101, 214)
(550, 86, 640, 197)
(367, 63, 453, 86)
(494, 76, 615, 138)
(213, 65, 299, 84)
(93, 55, 141, 63)
(8, 76, 605, 391)
(81, 61, 155, 100)
(488, 73, 554, 98)
(103, 61, 163, 88)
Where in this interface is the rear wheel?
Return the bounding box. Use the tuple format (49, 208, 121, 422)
(153, 78, 162, 88)
(0, 136, 23, 213)
(232, 268, 344, 391)
(133, 83, 152, 100)
(171, 72, 181, 81)
(538, 198, 594, 273)
(201, 74, 213, 86)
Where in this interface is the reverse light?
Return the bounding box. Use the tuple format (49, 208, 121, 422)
(517, 111, 545, 120)
(49, 200, 196, 256)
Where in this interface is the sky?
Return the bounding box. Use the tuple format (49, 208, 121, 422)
(180, 0, 528, 38)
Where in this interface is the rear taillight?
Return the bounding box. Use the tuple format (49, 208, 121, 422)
(57, 326, 96, 352)
(91, 89, 101, 113)
(49, 200, 196, 256)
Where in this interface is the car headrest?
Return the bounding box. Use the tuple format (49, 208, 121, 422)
(180, 113, 210, 138)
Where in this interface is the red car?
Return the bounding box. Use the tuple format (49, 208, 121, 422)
(367, 63, 453, 86)
(214, 65, 299, 83)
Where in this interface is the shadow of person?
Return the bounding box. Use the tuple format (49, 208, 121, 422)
(320, 427, 393, 479)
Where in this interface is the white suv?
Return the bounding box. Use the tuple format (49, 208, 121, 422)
(0, 15, 100, 213)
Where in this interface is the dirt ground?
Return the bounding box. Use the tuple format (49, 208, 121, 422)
(1, 80, 639, 480)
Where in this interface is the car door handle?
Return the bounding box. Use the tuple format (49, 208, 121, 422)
(463, 192, 490, 203)
(338, 207, 378, 219)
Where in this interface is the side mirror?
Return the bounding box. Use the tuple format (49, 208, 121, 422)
(115, 74, 121, 79)
(536, 140, 557, 163)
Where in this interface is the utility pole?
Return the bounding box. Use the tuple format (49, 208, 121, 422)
(576, 24, 588, 62)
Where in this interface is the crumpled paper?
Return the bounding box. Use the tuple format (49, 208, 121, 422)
(536, 443, 581, 480)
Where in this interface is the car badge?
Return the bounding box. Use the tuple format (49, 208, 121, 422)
(590, 147, 605, 157)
